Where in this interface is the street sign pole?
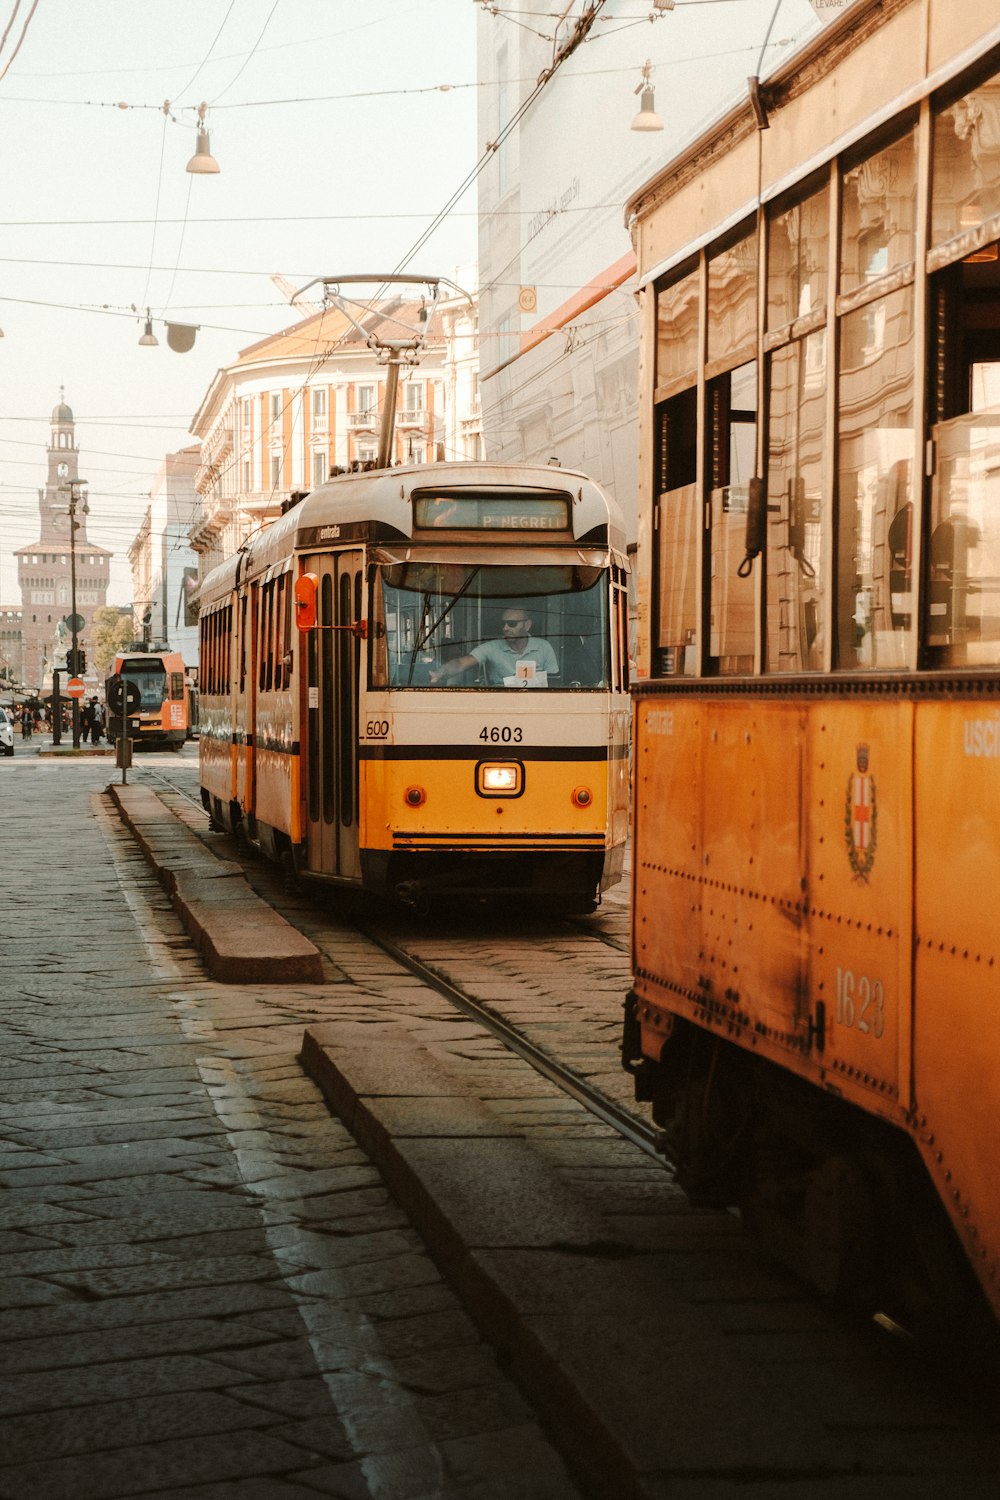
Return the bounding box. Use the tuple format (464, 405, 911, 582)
(52, 670, 62, 746)
(107, 674, 138, 783)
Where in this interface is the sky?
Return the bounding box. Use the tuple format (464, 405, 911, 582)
(0, 0, 830, 609)
(0, 0, 481, 605)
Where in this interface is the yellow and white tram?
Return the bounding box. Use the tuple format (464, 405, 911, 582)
(198, 461, 630, 911)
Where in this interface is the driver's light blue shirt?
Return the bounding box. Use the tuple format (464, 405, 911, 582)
(469, 636, 558, 685)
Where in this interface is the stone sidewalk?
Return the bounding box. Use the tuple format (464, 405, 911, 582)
(0, 755, 580, 1500)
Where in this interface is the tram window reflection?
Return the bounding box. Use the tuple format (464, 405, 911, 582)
(836, 287, 915, 669)
(371, 563, 609, 689)
(925, 245, 1000, 666)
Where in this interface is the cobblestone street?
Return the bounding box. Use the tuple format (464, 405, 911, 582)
(0, 755, 578, 1499)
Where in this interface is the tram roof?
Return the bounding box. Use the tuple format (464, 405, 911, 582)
(280, 462, 618, 562)
(199, 463, 625, 604)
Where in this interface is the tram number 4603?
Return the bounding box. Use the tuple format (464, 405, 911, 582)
(479, 725, 523, 744)
(835, 967, 885, 1039)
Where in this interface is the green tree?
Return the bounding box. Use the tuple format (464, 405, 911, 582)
(92, 607, 135, 677)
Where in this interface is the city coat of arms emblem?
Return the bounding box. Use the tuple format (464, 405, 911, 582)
(845, 743, 877, 881)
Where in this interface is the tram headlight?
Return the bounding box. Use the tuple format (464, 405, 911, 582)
(404, 785, 426, 807)
(478, 762, 522, 797)
(571, 785, 593, 808)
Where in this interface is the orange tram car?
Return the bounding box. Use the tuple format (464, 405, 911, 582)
(622, 2, 1000, 1335)
(105, 645, 191, 750)
(196, 461, 630, 913)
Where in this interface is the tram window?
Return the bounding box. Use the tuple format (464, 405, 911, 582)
(277, 574, 292, 688)
(840, 130, 917, 296)
(657, 267, 699, 390)
(765, 332, 827, 672)
(123, 661, 167, 711)
(707, 362, 757, 674)
(836, 286, 915, 669)
(767, 181, 829, 332)
(654, 387, 698, 677)
(932, 67, 1000, 249)
(371, 562, 609, 690)
(707, 233, 757, 368)
(926, 246, 1000, 667)
(259, 585, 273, 692)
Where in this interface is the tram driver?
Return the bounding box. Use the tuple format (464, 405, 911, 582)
(430, 608, 558, 687)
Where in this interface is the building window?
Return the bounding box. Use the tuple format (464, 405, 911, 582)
(312, 450, 328, 488)
(312, 387, 327, 426)
(357, 384, 375, 418)
(270, 453, 282, 489)
(404, 381, 424, 412)
(270, 392, 282, 426)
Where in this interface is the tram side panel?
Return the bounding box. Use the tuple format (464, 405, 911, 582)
(633, 694, 914, 1126)
(913, 702, 1000, 1301)
(633, 696, 809, 1063)
(805, 701, 914, 1123)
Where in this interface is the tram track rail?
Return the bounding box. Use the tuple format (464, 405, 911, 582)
(353, 920, 661, 1160)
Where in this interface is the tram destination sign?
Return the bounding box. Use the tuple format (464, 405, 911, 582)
(414, 491, 570, 532)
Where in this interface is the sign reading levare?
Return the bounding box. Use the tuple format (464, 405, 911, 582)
(808, 0, 854, 19)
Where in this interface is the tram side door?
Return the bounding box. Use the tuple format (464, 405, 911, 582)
(302, 551, 364, 879)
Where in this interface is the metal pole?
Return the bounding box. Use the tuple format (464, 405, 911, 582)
(69, 484, 80, 750)
(377, 361, 401, 470)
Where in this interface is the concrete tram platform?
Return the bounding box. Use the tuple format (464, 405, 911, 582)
(108, 783, 323, 986)
(105, 781, 1000, 1500)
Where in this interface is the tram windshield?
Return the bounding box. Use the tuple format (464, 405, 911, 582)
(121, 660, 169, 709)
(371, 562, 609, 688)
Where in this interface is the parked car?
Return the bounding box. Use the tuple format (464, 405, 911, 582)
(0, 707, 14, 756)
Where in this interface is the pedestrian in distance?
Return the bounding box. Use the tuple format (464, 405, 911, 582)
(89, 697, 104, 744)
(20, 706, 32, 739)
(80, 698, 94, 743)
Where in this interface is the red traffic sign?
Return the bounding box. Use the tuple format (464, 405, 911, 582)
(66, 677, 86, 698)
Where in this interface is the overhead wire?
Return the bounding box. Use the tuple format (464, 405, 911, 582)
(0, 0, 39, 88)
(208, 0, 280, 106)
(167, 0, 236, 107)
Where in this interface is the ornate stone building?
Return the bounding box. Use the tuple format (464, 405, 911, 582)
(15, 395, 112, 691)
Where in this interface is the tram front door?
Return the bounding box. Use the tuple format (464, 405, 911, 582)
(302, 551, 363, 880)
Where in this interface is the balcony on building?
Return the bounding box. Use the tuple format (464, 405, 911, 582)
(348, 408, 379, 431)
(397, 407, 428, 429)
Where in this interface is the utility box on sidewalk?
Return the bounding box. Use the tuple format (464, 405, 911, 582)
(116, 737, 132, 769)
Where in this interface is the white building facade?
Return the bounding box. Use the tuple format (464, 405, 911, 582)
(126, 446, 201, 671)
(188, 291, 482, 576)
(475, 1, 833, 543)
